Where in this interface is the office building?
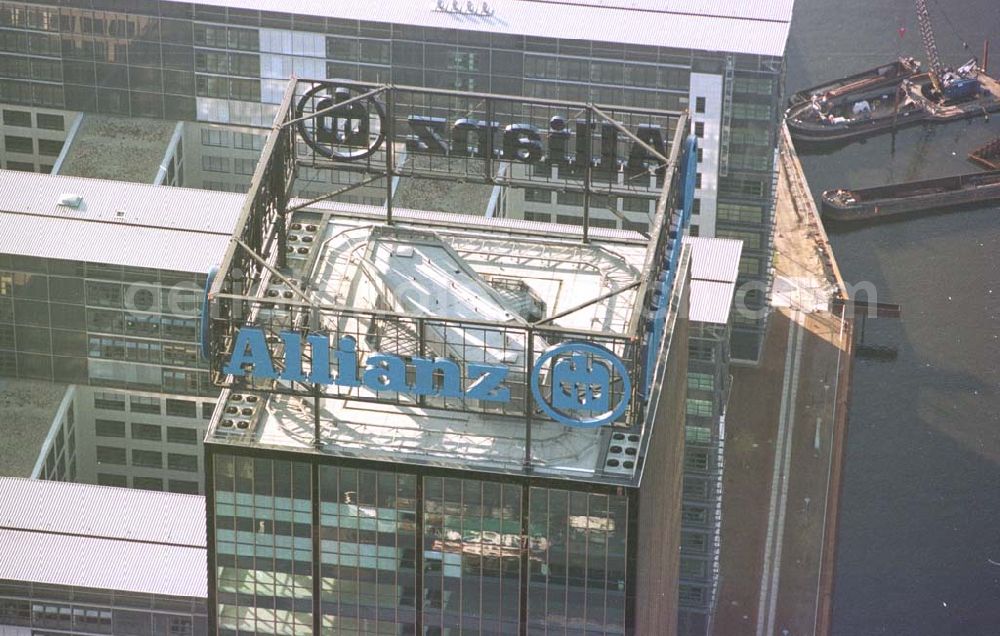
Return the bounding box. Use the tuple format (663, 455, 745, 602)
(197, 77, 696, 634)
(0, 0, 793, 361)
(0, 477, 207, 635)
(677, 236, 742, 635)
(0, 170, 242, 492)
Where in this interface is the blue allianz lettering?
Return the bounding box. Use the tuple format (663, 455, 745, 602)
(223, 327, 509, 401)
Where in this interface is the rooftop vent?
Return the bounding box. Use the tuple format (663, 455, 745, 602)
(57, 193, 83, 208)
(434, 0, 494, 15)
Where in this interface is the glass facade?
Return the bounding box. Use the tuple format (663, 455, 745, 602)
(0, 254, 211, 395)
(209, 451, 635, 635)
(0, 579, 207, 635)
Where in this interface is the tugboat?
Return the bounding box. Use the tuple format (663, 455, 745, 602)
(821, 169, 1000, 222)
(786, 0, 1000, 146)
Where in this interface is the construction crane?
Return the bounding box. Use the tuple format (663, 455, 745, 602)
(915, 0, 943, 93)
(913, 0, 981, 101)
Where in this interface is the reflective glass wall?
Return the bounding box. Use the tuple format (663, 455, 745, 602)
(209, 450, 636, 635)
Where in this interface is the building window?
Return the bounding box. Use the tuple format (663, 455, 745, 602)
(2, 109, 30, 126)
(556, 190, 584, 206)
(200, 128, 229, 147)
(6, 160, 33, 171)
(134, 476, 163, 491)
(681, 531, 708, 554)
(168, 453, 198, 472)
(694, 122, 704, 138)
(131, 422, 162, 441)
(36, 113, 63, 130)
(622, 219, 649, 233)
(96, 445, 127, 466)
(679, 584, 707, 604)
(168, 479, 199, 494)
(234, 157, 255, 175)
(523, 188, 551, 203)
(233, 132, 263, 151)
(95, 419, 125, 438)
(132, 449, 163, 469)
(167, 426, 198, 445)
(687, 372, 714, 391)
(680, 557, 707, 578)
(522, 211, 551, 223)
(684, 449, 710, 471)
(165, 398, 197, 418)
(201, 155, 230, 173)
(682, 505, 709, 525)
(4, 134, 32, 153)
(686, 425, 712, 446)
(622, 197, 649, 214)
(37, 138, 62, 156)
(686, 399, 713, 418)
(93, 391, 126, 411)
(695, 96, 706, 113)
(96, 473, 127, 487)
(683, 478, 710, 500)
(695, 172, 702, 189)
(130, 395, 161, 414)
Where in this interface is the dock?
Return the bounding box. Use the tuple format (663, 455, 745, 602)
(711, 122, 854, 636)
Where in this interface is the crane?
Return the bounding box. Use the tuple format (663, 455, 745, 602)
(913, 0, 981, 101)
(915, 0, 943, 93)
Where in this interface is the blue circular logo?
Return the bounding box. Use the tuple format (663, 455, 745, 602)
(530, 341, 631, 428)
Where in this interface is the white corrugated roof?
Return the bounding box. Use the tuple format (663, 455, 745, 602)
(0, 478, 206, 598)
(171, 0, 794, 57)
(0, 477, 206, 546)
(519, 0, 795, 22)
(0, 530, 206, 598)
(683, 236, 743, 283)
(683, 236, 742, 324)
(0, 170, 242, 273)
(688, 279, 736, 324)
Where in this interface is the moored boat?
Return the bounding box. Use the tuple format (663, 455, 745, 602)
(821, 169, 1000, 221)
(786, 57, 921, 107)
(787, 66, 1000, 146)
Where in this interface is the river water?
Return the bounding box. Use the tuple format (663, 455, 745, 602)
(785, 0, 1000, 633)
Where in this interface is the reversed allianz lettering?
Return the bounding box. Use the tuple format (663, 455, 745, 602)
(404, 115, 667, 175)
(222, 327, 510, 402)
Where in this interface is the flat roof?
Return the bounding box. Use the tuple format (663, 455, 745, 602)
(0, 170, 242, 273)
(0, 380, 68, 478)
(211, 208, 651, 483)
(0, 478, 206, 598)
(683, 236, 742, 324)
(172, 0, 794, 58)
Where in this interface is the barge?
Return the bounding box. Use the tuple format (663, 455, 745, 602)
(786, 57, 921, 107)
(821, 168, 1000, 221)
(787, 66, 1000, 145)
(968, 135, 1000, 169)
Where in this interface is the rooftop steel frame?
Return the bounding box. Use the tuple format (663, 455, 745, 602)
(205, 78, 694, 451)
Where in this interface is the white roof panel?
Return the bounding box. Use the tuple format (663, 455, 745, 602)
(0, 478, 206, 598)
(171, 0, 794, 57)
(683, 236, 743, 283)
(0, 170, 242, 233)
(689, 279, 735, 324)
(0, 170, 242, 273)
(0, 529, 206, 598)
(0, 477, 206, 547)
